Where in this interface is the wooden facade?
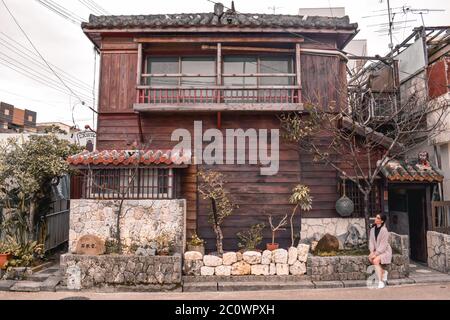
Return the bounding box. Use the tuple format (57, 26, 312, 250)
(84, 12, 361, 250)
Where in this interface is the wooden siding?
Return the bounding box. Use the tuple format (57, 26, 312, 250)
(99, 52, 137, 112)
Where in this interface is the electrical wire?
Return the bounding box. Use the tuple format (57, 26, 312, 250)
(1, 0, 97, 114)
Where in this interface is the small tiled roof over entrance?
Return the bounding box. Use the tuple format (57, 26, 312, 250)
(381, 159, 443, 183)
(67, 149, 191, 167)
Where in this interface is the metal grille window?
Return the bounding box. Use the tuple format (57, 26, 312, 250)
(339, 179, 381, 217)
(71, 168, 177, 200)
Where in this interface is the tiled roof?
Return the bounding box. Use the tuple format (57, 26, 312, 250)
(67, 149, 191, 166)
(381, 159, 443, 183)
(82, 13, 358, 30)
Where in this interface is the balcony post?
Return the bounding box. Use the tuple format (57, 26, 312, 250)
(137, 43, 143, 86)
(217, 43, 222, 103)
(296, 43, 302, 103)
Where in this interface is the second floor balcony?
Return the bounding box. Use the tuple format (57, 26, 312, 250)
(133, 44, 304, 113)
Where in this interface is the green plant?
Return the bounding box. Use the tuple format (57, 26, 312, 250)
(104, 238, 121, 254)
(0, 241, 15, 254)
(154, 232, 175, 255)
(289, 184, 313, 246)
(188, 233, 205, 247)
(237, 223, 265, 250)
(3, 237, 44, 267)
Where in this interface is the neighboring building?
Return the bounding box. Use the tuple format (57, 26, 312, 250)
(69, 3, 372, 252)
(0, 101, 37, 132)
(36, 122, 79, 135)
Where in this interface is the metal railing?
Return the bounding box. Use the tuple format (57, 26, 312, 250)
(431, 201, 450, 234)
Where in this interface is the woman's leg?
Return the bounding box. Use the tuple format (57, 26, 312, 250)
(373, 256, 384, 281)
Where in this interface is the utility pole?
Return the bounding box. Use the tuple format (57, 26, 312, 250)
(268, 5, 282, 14)
(386, 0, 394, 50)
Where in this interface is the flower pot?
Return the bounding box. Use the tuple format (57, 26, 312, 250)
(266, 243, 279, 251)
(0, 253, 11, 269)
(187, 244, 205, 256)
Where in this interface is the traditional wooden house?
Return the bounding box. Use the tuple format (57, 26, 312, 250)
(68, 3, 405, 252)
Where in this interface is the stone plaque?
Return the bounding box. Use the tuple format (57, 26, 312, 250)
(75, 235, 105, 255)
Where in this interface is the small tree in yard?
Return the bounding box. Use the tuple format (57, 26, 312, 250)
(197, 170, 235, 256)
(0, 134, 81, 243)
(289, 184, 312, 247)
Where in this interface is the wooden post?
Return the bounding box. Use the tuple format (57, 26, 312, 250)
(217, 43, 222, 103)
(295, 43, 301, 103)
(136, 43, 143, 86)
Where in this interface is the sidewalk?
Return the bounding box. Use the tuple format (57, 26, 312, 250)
(1, 261, 449, 293)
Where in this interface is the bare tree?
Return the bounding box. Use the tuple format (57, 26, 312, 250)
(280, 66, 448, 238)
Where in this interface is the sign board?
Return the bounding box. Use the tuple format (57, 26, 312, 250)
(76, 130, 96, 152)
(75, 235, 105, 255)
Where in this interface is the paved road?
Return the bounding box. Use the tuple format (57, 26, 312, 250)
(1, 283, 449, 300)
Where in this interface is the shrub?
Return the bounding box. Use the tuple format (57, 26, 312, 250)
(237, 223, 265, 250)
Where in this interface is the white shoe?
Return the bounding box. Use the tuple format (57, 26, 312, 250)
(377, 281, 385, 289)
(383, 271, 388, 282)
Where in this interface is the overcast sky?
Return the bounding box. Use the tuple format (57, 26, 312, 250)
(0, 0, 448, 129)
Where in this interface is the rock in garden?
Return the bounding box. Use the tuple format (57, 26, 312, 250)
(203, 255, 223, 267)
(222, 252, 237, 265)
(215, 265, 232, 276)
(251, 264, 269, 275)
(272, 249, 288, 264)
(184, 260, 204, 276)
(236, 251, 243, 261)
(243, 251, 261, 265)
(231, 261, 251, 275)
(269, 263, 276, 275)
(135, 247, 156, 257)
(344, 225, 362, 249)
(200, 266, 215, 276)
(315, 233, 339, 253)
(297, 244, 310, 262)
(75, 234, 105, 255)
(289, 261, 306, 275)
(184, 251, 203, 260)
(288, 247, 298, 265)
(261, 250, 272, 265)
(276, 263, 289, 275)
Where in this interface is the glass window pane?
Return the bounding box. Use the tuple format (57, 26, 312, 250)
(147, 57, 178, 87)
(181, 57, 216, 87)
(259, 57, 293, 85)
(223, 56, 257, 87)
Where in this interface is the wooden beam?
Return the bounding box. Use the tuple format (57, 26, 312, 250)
(217, 43, 222, 103)
(202, 44, 294, 53)
(141, 73, 296, 77)
(133, 103, 304, 112)
(136, 43, 142, 85)
(137, 85, 300, 90)
(134, 36, 304, 43)
(295, 43, 302, 102)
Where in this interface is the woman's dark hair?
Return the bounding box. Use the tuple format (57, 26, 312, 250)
(376, 214, 387, 225)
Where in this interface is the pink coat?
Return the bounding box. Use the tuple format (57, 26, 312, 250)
(369, 225, 392, 264)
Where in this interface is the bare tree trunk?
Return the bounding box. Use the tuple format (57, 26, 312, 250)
(28, 198, 37, 242)
(290, 204, 298, 247)
(211, 198, 223, 256)
(363, 192, 371, 240)
(116, 199, 124, 254)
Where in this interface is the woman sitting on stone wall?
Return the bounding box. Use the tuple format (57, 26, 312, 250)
(368, 214, 392, 289)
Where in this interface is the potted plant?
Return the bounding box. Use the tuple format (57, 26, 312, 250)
(237, 223, 265, 252)
(154, 232, 175, 256)
(187, 233, 205, 255)
(0, 241, 13, 269)
(267, 214, 288, 251)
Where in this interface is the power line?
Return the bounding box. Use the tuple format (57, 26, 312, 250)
(0, 32, 96, 92)
(78, 0, 109, 15)
(1, 0, 97, 114)
(0, 35, 97, 94)
(35, 0, 85, 25)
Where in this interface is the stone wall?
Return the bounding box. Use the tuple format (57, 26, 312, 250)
(184, 245, 310, 276)
(427, 231, 450, 273)
(69, 199, 186, 254)
(301, 218, 366, 249)
(307, 232, 410, 281)
(60, 254, 182, 290)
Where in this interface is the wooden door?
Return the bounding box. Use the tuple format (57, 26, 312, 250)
(407, 189, 427, 262)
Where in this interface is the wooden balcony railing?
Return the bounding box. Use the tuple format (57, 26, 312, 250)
(431, 201, 450, 235)
(136, 86, 301, 104)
